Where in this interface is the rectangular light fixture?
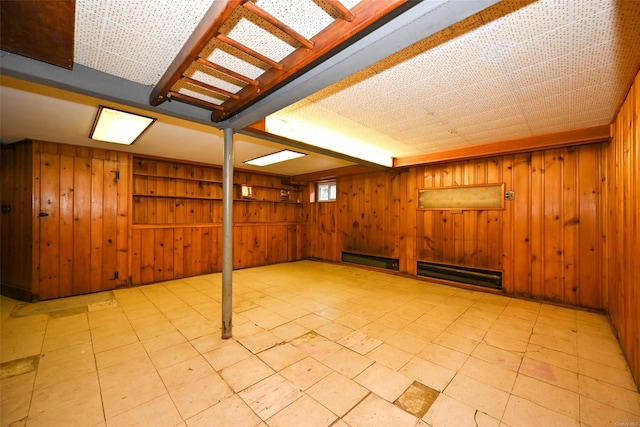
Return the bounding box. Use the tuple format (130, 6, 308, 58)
(244, 149, 306, 166)
(90, 106, 155, 145)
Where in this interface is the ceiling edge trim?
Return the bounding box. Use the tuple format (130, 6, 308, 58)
(394, 125, 612, 167)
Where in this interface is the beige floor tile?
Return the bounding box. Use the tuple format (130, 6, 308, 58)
(334, 313, 371, 330)
(402, 322, 442, 341)
(579, 375, 640, 416)
(30, 371, 100, 418)
(433, 331, 480, 355)
(355, 362, 413, 402)
(95, 342, 147, 370)
(101, 371, 167, 419)
(423, 393, 499, 427)
(203, 340, 252, 371)
(91, 329, 139, 354)
(321, 347, 374, 379)
(290, 332, 342, 361)
(1, 371, 35, 427)
(511, 374, 579, 418)
(105, 394, 181, 427)
(238, 373, 301, 420)
(266, 394, 337, 427)
(45, 313, 89, 338)
(177, 319, 219, 341)
(270, 322, 309, 342)
(579, 357, 638, 391)
(189, 332, 228, 354)
(519, 356, 579, 393)
(443, 374, 509, 419)
(169, 373, 233, 419)
(482, 330, 528, 353)
(357, 322, 398, 341)
(524, 344, 578, 372)
(257, 343, 306, 371)
(220, 355, 275, 392)
(142, 330, 188, 354)
(1, 334, 46, 363)
(470, 342, 522, 372)
(529, 332, 577, 355)
(25, 391, 104, 427)
(445, 322, 487, 341)
(33, 351, 96, 390)
(307, 371, 369, 416)
(41, 329, 92, 352)
(385, 330, 429, 355)
(579, 395, 640, 427)
(365, 343, 413, 371)
(459, 356, 517, 392)
(502, 395, 579, 427)
(400, 356, 456, 392)
(158, 355, 215, 391)
(279, 357, 333, 390)
(419, 342, 469, 371)
(337, 331, 383, 355)
(342, 393, 418, 427)
(38, 340, 93, 369)
(315, 321, 354, 341)
(149, 341, 199, 370)
(296, 313, 331, 330)
(98, 355, 158, 391)
(237, 330, 283, 354)
(186, 394, 262, 427)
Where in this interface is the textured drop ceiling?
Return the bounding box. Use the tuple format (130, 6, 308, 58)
(3, 0, 640, 173)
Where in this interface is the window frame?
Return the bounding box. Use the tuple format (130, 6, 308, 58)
(316, 180, 337, 202)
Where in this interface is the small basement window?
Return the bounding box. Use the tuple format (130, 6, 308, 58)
(317, 181, 336, 202)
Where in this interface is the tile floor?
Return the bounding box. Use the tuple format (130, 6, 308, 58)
(1, 260, 639, 427)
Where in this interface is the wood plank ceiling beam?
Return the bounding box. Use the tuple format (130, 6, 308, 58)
(149, 0, 243, 107)
(210, 0, 409, 122)
(393, 125, 612, 167)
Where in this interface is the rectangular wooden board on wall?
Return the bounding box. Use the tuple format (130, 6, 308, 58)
(418, 183, 505, 210)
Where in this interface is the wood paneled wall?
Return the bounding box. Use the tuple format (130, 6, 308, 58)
(306, 144, 607, 309)
(607, 71, 639, 388)
(129, 157, 305, 285)
(1, 142, 35, 300)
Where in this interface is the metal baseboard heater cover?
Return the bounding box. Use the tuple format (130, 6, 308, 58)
(417, 261, 502, 289)
(342, 252, 399, 271)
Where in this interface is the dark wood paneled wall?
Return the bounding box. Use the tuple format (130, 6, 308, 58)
(1, 142, 35, 300)
(607, 71, 639, 388)
(306, 145, 607, 309)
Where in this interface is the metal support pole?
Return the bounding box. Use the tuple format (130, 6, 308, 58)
(221, 127, 234, 339)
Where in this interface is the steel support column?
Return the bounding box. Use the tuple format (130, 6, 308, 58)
(221, 127, 234, 339)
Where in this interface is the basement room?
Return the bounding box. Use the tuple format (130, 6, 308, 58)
(1, 0, 639, 425)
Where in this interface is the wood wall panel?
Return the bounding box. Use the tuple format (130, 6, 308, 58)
(607, 71, 639, 388)
(306, 145, 606, 309)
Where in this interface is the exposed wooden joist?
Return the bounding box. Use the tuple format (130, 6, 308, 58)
(168, 91, 224, 111)
(292, 165, 382, 183)
(242, 1, 314, 49)
(196, 57, 259, 87)
(393, 125, 612, 167)
(327, 0, 355, 22)
(215, 33, 284, 71)
(211, 0, 410, 122)
(181, 76, 240, 100)
(150, 0, 243, 106)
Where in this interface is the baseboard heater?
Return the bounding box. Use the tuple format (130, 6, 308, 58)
(342, 252, 399, 271)
(417, 261, 502, 289)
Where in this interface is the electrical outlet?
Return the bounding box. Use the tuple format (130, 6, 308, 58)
(505, 190, 515, 200)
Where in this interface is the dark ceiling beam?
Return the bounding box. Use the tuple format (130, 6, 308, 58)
(0, 51, 217, 127)
(218, 0, 500, 130)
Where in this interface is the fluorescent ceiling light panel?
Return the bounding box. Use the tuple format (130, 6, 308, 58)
(244, 150, 306, 166)
(90, 106, 155, 145)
